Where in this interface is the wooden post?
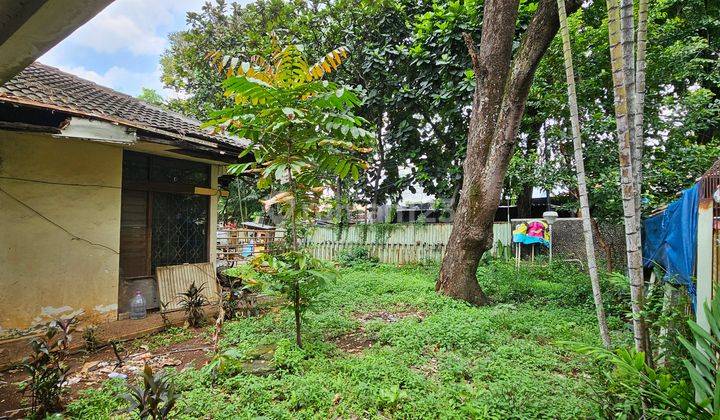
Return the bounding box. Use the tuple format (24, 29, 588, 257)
(696, 198, 714, 332)
(531, 244, 535, 263)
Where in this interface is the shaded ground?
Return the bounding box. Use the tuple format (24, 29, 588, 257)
(0, 308, 217, 370)
(0, 327, 212, 418)
(333, 329, 374, 354)
(354, 309, 426, 324)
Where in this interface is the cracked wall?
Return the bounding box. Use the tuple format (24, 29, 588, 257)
(0, 132, 121, 336)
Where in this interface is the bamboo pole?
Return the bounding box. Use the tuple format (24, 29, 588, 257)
(634, 0, 649, 224)
(556, 0, 612, 348)
(606, 0, 647, 354)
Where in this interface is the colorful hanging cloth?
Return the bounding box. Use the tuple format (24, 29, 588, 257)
(512, 220, 550, 247)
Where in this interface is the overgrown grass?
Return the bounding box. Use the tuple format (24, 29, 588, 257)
(68, 260, 631, 418)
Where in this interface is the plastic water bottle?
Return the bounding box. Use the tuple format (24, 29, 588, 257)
(130, 290, 146, 320)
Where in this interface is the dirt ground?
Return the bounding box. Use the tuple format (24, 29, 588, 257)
(333, 309, 427, 355)
(1, 309, 427, 416)
(0, 328, 212, 419)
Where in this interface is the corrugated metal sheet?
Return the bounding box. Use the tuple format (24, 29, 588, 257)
(156, 262, 220, 312)
(306, 223, 511, 264)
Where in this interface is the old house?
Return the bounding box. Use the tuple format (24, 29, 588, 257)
(0, 63, 244, 336)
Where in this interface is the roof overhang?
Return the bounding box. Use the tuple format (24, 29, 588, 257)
(0, 101, 248, 164)
(0, 98, 246, 157)
(0, 0, 115, 84)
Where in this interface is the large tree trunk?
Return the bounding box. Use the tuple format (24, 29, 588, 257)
(516, 184, 534, 218)
(606, 0, 647, 354)
(437, 0, 580, 304)
(556, 0, 612, 348)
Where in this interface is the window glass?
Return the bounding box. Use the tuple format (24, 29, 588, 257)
(123, 151, 210, 187)
(149, 156, 210, 187)
(151, 192, 209, 270)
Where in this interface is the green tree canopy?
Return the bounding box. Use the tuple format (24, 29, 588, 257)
(162, 0, 720, 222)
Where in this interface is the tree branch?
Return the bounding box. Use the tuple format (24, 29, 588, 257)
(465, 0, 520, 170)
(486, 0, 582, 173)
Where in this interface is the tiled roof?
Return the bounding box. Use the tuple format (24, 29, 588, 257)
(0, 62, 244, 150)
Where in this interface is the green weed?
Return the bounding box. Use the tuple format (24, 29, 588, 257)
(68, 261, 628, 419)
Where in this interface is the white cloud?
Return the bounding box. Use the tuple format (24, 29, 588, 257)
(39, 0, 255, 98)
(71, 13, 167, 55)
(57, 0, 208, 56)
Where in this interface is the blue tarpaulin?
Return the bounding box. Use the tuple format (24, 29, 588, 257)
(642, 184, 699, 308)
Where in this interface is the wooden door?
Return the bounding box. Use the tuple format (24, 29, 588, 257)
(119, 189, 150, 279)
(118, 189, 153, 314)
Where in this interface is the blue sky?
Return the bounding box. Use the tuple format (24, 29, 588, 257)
(41, 0, 250, 98)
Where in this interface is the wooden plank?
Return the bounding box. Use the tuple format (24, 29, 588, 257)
(156, 262, 220, 312)
(119, 190, 149, 278)
(194, 186, 229, 196)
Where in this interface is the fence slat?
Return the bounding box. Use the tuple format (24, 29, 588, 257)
(306, 223, 511, 264)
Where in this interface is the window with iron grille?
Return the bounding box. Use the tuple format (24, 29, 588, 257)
(151, 192, 209, 270)
(120, 151, 211, 275)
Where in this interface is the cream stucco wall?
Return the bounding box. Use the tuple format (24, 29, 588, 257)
(0, 133, 122, 335)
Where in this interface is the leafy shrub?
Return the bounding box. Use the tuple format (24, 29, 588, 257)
(125, 364, 178, 419)
(21, 318, 74, 416)
(337, 246, 378, 266)
(202, 348, 247, 384)
(273, 338, 306, 372)
(576, 291, 720, 418)
(477, 259, 628, 316)
(245, 250, 337, 348)
(159, 300, 172, 329)
(65, 378, 127, 418)
(178, 282, 208, 327)
(377, 384, 409, 413)
(220, 278, 258, 320)
(82, 325, 100, 353)
(678, 292, 720, 416)
(576, 344, 698, 418)
(643, 276, 693, 379)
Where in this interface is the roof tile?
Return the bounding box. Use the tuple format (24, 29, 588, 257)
(0, 63, 244, 150)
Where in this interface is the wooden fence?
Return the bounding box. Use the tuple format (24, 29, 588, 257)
(305, 223, 512, 265)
